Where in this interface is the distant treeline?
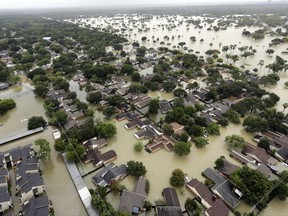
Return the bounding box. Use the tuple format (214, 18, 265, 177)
(1, 3, 288, 18)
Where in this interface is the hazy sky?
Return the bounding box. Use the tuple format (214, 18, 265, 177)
(0, 0, 266, 9)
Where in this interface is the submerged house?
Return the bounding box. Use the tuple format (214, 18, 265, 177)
(156, 187, 182, 216)
(202, 168, 241, 209)
(92, 163, 128, 187)
(118, 176, 146, 215)
(186, 179, 230, 216)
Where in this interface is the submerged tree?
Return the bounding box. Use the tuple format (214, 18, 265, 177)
(35, 138, 51, 161)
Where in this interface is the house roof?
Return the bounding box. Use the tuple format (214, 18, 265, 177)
(169, 122, 184, 133)
(159, 100, 172, 113)
(133, 176, 146, 196)
(0, 168, 8, 178)
(206, 199, 230, 216)
(203, 168, 240, 209)
(0, 186, 10, 202)
(163, 187, 181, 207)
(156, 206, 182, 216)
(186, 179, 215, 206)
(242, 144, 278, 165)
(22, 196, 50, 216)
(277, 146, 288, 160)
(92, 164, 127, 186)
(135, 126, 157, 139)
(216, 159, 240, 177)
(119, 190, 145, 213)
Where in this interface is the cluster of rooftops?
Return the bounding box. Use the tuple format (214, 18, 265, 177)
(0, 145, 51, 216)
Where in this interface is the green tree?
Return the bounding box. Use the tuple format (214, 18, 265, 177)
(207, 122, 220, 135)
(33, 84, 48, 97)
(230, 166, 273, 209)
(103, 106, 116, 119)
(170, 169, 185, 187)
(223, 109, 240, 124)
(225, 135, 246, 149)
(0, 99, 16, 115)
(148, 99, 159, 115)
(194, 137, 209, 148)
(121, 64, 135, 75)
(27, 116, 47, 130)
(174, 141, 192, 156)
(131, 72, 141, 82)
(185, 198, 201, 216)
(54, 139, 66, 152)
(134, 141, 143, 152)
(127, 160, 147, 178)
(97, 122, 117, 139)
(50, 110, 68, 126)
(258, 138, 270, 151)
(243, 116, 269, 133)
(162, 123, 174, 136)
(86, 91, 102, 104)
(35, 138, 51, 161)
(162, 81, 176, 93)
(215, 158, 224, 169)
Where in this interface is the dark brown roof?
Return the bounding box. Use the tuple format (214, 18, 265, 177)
(206, 199, 230, 216)
(163, 187, 180, 207)
(186, 179, 215, 206)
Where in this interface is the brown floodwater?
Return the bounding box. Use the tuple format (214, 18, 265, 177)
(68, 14, 288, 215)
(1, 14, 287, 215)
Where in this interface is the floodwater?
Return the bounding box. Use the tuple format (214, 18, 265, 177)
(0, 14, 287, 215)
(70, 14, 288, 215)
(0, 81, 86, 216)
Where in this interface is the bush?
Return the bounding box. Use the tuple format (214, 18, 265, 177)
(174, 141, 192, 156)
(27, 116, 47, 130)
(170, 169, 185, 187)
(134, 141, 143, 152)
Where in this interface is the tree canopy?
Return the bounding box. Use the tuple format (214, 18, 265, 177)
(35, 138, 51, 161)
(127, 160, 147, 178)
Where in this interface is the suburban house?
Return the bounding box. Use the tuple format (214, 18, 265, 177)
(92, 163, 128, 187)
(134, 125, 163, 140)
(159, 100, 173, 114)
(82, 137, 108, 149)
(146, 135, 176, 153)
(125, 118, 152, 130)
(118, 176, 146, 215)
(21, 196, 50, 216)
(84, 148, 117, 167)
(202, 168, 241, 209)
(242, 144, 278, 166)
(216, 158, 240, 178)
(186, 179, 230, 216)
(16, 172, 46, 204)
(169, 122, 185, 134)
(229, 149, 277, 179)
(0, 186, 12, 214)
(155, 187, 182, 216)
(3, 144, 34, 167)
(115, 112, 143, 122)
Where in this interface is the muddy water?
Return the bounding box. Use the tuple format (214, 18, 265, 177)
(69, 15, 288, 214)
(84, 119, 252, 213)
(71, 15, 288, 113)
(0, 82, 86, 216)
